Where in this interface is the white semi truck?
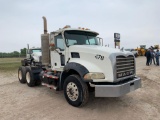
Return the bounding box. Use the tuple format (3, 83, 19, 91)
(25, 46, 42, 66)
(18, 17, 141, 107)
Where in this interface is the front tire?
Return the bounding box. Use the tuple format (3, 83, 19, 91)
(63, 75, 89, 107)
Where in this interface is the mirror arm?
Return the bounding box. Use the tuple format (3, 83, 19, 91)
(55, 49, 62, 55)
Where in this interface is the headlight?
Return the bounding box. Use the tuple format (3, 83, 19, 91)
(84, 73, 105, 80)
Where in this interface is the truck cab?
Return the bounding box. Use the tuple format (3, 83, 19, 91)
(25, 48, 42, 65)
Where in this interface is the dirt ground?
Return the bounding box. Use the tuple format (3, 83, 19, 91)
(0, 57, 160, 120)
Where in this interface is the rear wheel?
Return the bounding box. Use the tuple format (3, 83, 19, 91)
(25, 67, 42, 87)
(63, 75, 89, 107)
(26, 67, 36, 87)
(18, 66, 26, 83)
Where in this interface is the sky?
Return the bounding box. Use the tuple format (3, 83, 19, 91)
(0, 0, 160, 52)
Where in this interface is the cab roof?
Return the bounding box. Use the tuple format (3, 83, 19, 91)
(51, 28, 99, 35)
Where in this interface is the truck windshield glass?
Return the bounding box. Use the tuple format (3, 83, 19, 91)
(64, 31, 99, 46)
(32, 49, 41, 53)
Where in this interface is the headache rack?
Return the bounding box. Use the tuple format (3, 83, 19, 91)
(116, 55, 135, 79)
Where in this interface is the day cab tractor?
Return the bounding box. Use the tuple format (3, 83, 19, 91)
(25, 46, 42, 66)
(18, 17, 141, 107)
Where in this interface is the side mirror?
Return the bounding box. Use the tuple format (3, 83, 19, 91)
(28, 50, 33, 54)
(97, 37, 103, 46)
(49, 43, 56, 51)
(56, 47, 61, 51)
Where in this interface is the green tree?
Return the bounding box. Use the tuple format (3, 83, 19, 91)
(20, 48, 26, 56)
(12, 51, 20, 57)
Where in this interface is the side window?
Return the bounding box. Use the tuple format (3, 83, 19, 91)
(55, 34, 65, 51)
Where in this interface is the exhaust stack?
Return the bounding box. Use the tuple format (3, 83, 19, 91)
(42, 16, 48, 34)
(41, 16, 50, 66)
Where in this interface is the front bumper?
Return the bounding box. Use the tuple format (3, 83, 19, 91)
(95, 77, 141, 97)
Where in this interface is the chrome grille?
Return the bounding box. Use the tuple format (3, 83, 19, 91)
(116, 55, 135, 79)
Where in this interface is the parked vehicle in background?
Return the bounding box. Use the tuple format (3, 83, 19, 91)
(125, 49, 138, 57)
(135, 45, 146, 56)
(22, 46, 42, 66)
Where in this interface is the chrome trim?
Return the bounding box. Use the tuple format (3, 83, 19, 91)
(116, 55, 135, 80)
(95, 77, 141, 97)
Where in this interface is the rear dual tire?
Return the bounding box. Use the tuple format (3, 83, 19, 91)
(18, 66, 41, 87)
(18, 66, 26, 83)
(26, 67, 36, 87)
(25, 67, 41, 87)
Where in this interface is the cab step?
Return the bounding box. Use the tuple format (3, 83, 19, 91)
(42, 82, 57, 90)
(43, 73, 59, 80)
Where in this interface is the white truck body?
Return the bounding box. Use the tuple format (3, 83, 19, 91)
(49, 28, 141, 97)
(26, 48, 42, 64)
(18, 18, 141, 107)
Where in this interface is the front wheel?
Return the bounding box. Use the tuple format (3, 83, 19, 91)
(63, 75, 89, 107)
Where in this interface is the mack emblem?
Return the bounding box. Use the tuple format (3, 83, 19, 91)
(117, 71, 134, 78)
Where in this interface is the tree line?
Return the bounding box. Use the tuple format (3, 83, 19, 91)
(0, 48, 26, 58)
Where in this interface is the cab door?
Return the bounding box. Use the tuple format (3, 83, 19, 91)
(50, 34, 66, 71)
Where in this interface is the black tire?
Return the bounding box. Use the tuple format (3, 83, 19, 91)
(87, 83, 95, 92)
(25, 67, 36, 87)
(63, 75, 89, 107)
(18, 66, 27, 83)
(135, 53, 138, 58)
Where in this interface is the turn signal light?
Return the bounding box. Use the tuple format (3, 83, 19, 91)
(49, 43, 55, 46)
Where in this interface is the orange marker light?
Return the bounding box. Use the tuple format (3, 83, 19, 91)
(49, 43, 55, 46)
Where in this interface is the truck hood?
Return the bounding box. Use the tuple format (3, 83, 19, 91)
(69, 45, 130, 55)
(68, 45, 134, 82)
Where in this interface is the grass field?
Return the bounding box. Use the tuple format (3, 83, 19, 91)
(0, 58, 23, 63)
(0, 58, 24, 71)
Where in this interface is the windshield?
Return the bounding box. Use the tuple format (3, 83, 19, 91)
(125, 49, 135, 51)
(32, 49, 41, 53)
(64, 31, 99, 46)
(125, 49, 131, 51)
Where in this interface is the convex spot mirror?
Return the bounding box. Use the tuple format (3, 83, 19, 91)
(28, 50, 33, 54)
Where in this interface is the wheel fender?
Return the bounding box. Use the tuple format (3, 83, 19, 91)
(59, 62, 90, 90)
(63, 62, 89, 79)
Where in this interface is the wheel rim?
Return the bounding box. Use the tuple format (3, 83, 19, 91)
(26, 72, 30, 83)
(18, 70, 22, 80)
(66, 82, 79, 101)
